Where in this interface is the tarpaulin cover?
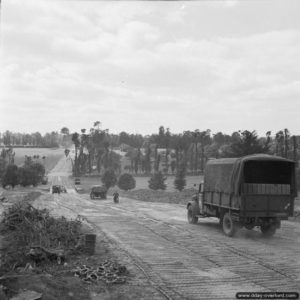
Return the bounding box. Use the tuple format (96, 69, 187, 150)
(204, 154, 296, 196)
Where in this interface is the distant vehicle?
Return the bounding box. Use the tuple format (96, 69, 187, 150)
(52, 185, 67, 194)
(74, 178, 81, 185)
(187, 154, 297, 237)
(90, 185, 107, 200)
(52, 185, 61, 194)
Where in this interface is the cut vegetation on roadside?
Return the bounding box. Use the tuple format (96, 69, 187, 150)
(0, 192, 132, 300)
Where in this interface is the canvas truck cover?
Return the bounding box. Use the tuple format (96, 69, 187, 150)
(204, 154, 297, 197)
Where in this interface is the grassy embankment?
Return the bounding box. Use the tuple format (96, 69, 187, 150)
(77, 175, 202, 205)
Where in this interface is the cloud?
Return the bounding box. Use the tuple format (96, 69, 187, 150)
(1, 1, 300, 135)
(224, 0, 240, 8)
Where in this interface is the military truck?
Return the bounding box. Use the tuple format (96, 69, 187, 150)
(90, 185, 107, 200)
(187, 154, 297, 237)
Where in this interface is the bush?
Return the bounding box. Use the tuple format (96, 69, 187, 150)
(148, 171, 167, 190)
(18, 162, 45, 187)
(174, 166, 186, 191)
(2, 164, 19, 188)
(101, 169, 117, 189)
(118, 173, 136, 191)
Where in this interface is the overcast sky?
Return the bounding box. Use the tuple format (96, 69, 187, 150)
(0, 0, 300, 136)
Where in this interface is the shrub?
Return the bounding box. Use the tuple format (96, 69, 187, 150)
(2, 164, 19, 188)
(174, 166, 186, 191)
(148, 171, 167, 190)
(101, 169, 117, 189)
(118, 173, 136, 191)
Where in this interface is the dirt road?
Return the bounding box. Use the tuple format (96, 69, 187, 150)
(34, 157, 300, 300)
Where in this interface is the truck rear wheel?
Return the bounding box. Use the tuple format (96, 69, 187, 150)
(222, 213, 238, 237)
(187, 206, 198, 224)
(260, 224, 276, 237)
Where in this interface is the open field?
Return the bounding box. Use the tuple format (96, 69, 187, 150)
(11, 148, 64, 173)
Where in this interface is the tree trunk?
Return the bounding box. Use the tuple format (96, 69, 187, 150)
(74, 146, 78, 176)
(195, 143, 198, 174)
(88, 153, 91, 174)
(200, 145, 204, 172)
(292, 136, 298, 167)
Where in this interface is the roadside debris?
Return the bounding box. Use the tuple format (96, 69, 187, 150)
(26, 245, 65, 265)
(72, 260, 128, 284)
(0, 202, 82, 272)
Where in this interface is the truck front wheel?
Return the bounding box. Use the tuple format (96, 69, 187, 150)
(187, 206, 198, 224)
(222, 213, 238, 237)
(260, 224, 276, 237)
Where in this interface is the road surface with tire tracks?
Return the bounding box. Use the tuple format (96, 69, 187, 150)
(33, 157, 300, 300)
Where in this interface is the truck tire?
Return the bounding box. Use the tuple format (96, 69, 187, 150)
(222, 212, 238, 237)
(260, 224, 276, 237)
(187, 205, 198, 224)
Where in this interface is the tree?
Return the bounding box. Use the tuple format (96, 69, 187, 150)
(199, 130, 211, 171)
(30, 162, 45, 183)
(72, 132, 80, 176)
(61, 127, 70, 147)
(118, 173, 136, 191)
(275, 130, 284, 157)
(225, 130, 268, 157)
(94, 121, 101, 130)
(148, 171, 167, 190)
(192, 130, 200, 172)
(60, 127, 70, 135)
(102, 149, 121, 173)
(0, 157, 7, 182)
(2, 164, 19, 188)
(101, 169, 117, 189)
(174, 164, 186, 191)
(144, 146, 151, 174)
(284, 128, 290, 158)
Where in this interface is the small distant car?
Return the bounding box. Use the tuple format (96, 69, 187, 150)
(74, 178, 81, 185)
(52, 185, 67, 194)
(90, 185, 107, 200)
(52, 185, 61, 194)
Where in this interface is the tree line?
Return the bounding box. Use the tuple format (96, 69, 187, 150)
(0, 131, 63, 148)
(68, 122, 299, 176)
(1, 124, 298, 178)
